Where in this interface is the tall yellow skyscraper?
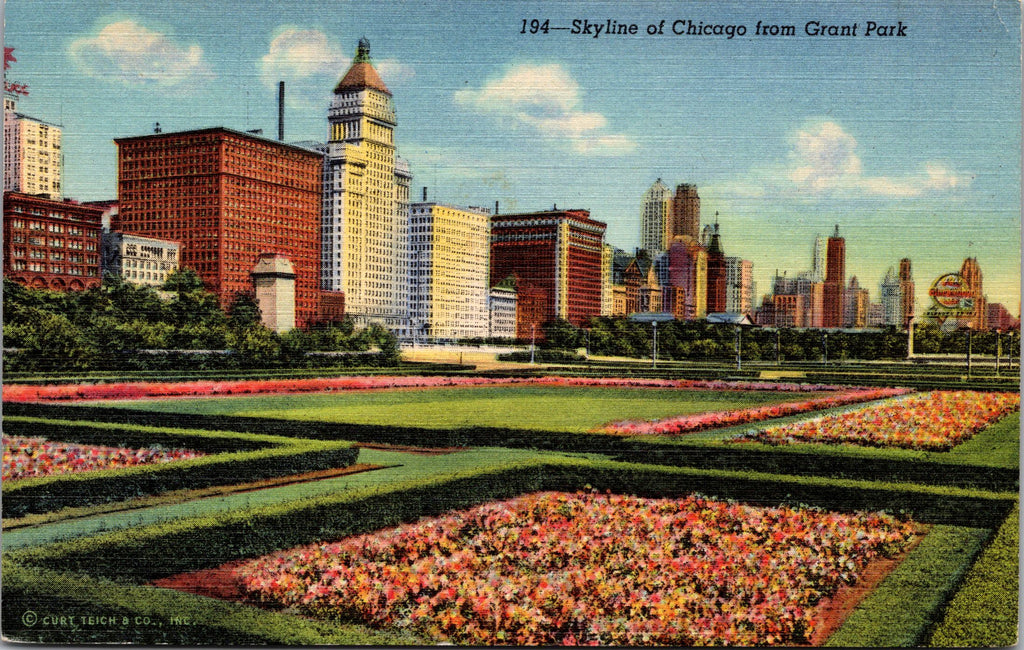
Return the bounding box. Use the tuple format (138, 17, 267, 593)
(323, 39, 411, 333)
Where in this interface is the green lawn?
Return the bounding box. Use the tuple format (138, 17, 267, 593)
(105, 386, 829, 433)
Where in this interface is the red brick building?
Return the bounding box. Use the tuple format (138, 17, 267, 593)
(490, 209, 606, 338)
(3, 191, 103, 291)
(115, 128, 323, 327)
(823, 224, 846, 328)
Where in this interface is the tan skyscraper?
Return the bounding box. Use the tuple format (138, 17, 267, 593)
(671, 183, 700, 241)
(323, 38, 412, 333)
(639, 179, 671, 252)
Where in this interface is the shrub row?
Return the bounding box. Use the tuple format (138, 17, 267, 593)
(6, 403, 1016, 492)
(2, 417, 358, 518)
(925, 505, 1019, 647)
(3, 457, 1014, 644)
(8, 457, 1015, 582)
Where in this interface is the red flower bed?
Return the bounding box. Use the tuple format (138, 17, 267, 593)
(597, 387, 910, 436)
(1, 376, 854, 403)
(2, 436, 204, 481)
(732, 390, 1020, 451)
(236, 491, 915, 646)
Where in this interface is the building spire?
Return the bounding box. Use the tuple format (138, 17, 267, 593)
(354, 37, 371, 63)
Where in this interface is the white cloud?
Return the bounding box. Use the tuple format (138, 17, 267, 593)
(455, 63, 637, 156)
(69, 19, 213, 90)
(788, 121, 972, 197)
(260, 28, 413, 108)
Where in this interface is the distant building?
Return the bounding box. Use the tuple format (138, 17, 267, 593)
(666, 237, 707, 320)
(101, 231, 180, 287)
(490, 208, 606, 337)
(880, 267, 902, 327)
(671, 183, 700, 241)
(4, 95, 62, 199)
(844, 276, 870, 328)
(639, 179, 672, 252)
(600, 243, 614, 316)
(409, 202, 491, 340)
(960, 257, 986, 330)
(705, 221, 727, 314)
(725, 257, 753, 315)
(810, 234, 827, 283)
(986, 303, 1019, 330)
(823, 225, 845, 328)
(866, 302, 885, 327)
(488, 276, 518, 339)
(115, 127, 323, 327)
(3, 191, 102, 291)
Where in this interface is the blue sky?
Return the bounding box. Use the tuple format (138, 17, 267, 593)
(5, 0, 1020, 313)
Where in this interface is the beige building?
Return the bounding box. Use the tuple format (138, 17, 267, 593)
(251, 253, 297, 333)
(409, 202, 491, 340)
(4, 96, 63, 199)
(101, 231, 180, 287)
(488, 276, 518, 339)
(322, 38, 412, 334)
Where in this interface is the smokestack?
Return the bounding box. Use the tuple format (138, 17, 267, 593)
(422, 186, 427, 202)
(494, 200, 499, 215)
(278, 81, 285, 141)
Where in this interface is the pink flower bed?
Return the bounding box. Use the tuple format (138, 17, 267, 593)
(236, 491, 915, 646)
(597, 387, 911, 436)
(2, 436, 205, 481)
(2, 376, 853, 403)
(732, 390, 1020, 451)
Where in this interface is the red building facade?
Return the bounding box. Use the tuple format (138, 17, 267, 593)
(490, 209, 606, 338)
(115, 128, 323, 327)
(3, 191, 103, 291)
(823, 225, 846, 328)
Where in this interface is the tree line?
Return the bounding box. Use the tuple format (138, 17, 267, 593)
(2, 271, 399, 372)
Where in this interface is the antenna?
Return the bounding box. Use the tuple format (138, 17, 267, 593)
(278, 81, 285, 141)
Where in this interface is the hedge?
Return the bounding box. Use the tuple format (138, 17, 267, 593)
(2, 417, 358, 518)
(6, 402, 1016, 492)
(925, 505, 1019, 646)
(8, 457, 1015, 582)
(3, 456, 1015, 644)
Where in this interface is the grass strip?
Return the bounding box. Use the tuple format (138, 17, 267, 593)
(824, 525, 991, 646)
(925, 505, 1019, 647)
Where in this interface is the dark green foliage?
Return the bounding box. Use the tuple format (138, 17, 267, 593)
(497, 349, 587, 363)
(926, 506, 1019, 647)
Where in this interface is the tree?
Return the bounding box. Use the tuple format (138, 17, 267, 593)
(162, 268, 205, 293)
(228, 292, 263, 328)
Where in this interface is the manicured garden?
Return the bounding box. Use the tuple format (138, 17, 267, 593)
(1, 375, 1017, 646)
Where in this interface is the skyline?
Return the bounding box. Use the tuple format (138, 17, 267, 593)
(4, 0, 1020, 313)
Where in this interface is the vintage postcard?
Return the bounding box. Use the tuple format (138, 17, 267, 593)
(2, 0, 1020, 645)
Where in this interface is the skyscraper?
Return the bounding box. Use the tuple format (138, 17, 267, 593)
(960, 257, 986, 329)
(725, 257, 753, 315)
(705, 221, 727, 313)
(115, 127, 322, 326)
(671, 183, 700, 241)
(322, 38, 412, 333)
(639, 179, 671, 252)
(490, 208, 606, 337)
(823, 224, 845, 328)
(4, 95, 63, 199)
(811, 234, 827, 282)
(666, 237, 707, 320)
(409, 202, 491, 340)
(880, 267, 901, 326)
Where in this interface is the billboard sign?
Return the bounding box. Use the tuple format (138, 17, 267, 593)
(925, 273, 975, 319)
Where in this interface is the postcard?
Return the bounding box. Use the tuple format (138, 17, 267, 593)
(2, 0, 1020, 646)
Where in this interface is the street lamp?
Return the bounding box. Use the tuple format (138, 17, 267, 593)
(735, 326, 742, 370)
(584, 328, 591, 360)
(822, 331, 828, 366)
(995, 329, 1002, 376)
(652, 321, 658, 369)
(530, 323, 536, 364)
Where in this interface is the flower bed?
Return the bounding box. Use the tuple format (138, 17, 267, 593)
(1, 376, 854, 403)
(2, 436, 204, 481)
(597, 387, 910, 436)
(732, 391, 1020, 451)
(236, 491, 915, 646)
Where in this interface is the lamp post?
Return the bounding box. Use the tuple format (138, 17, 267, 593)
(530, 323, 536, 364)
(822, 331, 828, 366)
(775, 328, 781, 366)
(652, 321, 658, 369)
(736, 326, 743, 370)
(965, 326, 973, 377)
(995, 330, 1002, 376)
(584, 328, 591, 360)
